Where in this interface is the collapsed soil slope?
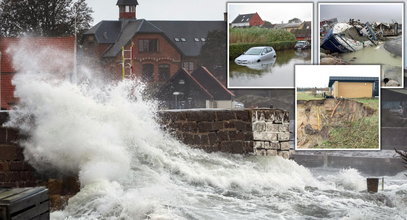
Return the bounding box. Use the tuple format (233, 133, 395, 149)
(297, 99, 377, 149)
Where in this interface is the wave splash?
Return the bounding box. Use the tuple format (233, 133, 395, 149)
(5, 42, 406, 219)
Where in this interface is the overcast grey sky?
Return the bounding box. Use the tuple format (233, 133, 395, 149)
(320, 3, 403, 23)
(86, 0, 228, 22)
(296, 65, 381, 88)
(228, 3, 312, 24)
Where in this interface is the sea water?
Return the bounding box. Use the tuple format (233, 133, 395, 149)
(229, 49, 311, 88)
(4, 41, 407, 220)
(340, 41, 403, 85)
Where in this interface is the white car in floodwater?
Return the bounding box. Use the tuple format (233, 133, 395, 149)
(234, 46, 276, 65)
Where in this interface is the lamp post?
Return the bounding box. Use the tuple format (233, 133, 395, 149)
(0, 51, 2, 110)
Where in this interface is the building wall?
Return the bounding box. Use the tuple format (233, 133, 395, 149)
(113, 34, 182, 81)
(334, 82, 373, 98)
(1, 72, 16, 109)
(249, 13, 264, 27)
(333, 81, 339, 98)
(231, 22, 250, 28)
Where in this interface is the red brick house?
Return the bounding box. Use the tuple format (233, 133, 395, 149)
(82, 0, 226, 82)
(0, 37, 75, 109)
(230, 13, 264, 28)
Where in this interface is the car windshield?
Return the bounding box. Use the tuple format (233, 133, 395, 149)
(245, 48, 263, 55)
(296, 42, 305, 46)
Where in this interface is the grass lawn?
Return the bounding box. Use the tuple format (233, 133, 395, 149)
(352, 98, 379, 110)
(297, 92, 325, 101)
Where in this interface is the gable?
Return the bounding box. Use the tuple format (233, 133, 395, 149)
(158, 69, 213, 100)
(231, 13, 255, 24)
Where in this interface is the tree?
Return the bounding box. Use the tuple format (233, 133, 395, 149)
(199, 30, 227, 82)
(288, 18, 302, 24)
(0, 0, 93, 38)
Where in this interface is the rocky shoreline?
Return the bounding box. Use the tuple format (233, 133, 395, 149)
(320, 52, 348, 65)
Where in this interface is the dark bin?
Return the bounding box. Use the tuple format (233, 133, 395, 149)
(367, 178, 379, 193)
(0, 187, 49, 220)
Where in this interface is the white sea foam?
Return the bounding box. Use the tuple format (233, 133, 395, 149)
(5, 41, 407, 219)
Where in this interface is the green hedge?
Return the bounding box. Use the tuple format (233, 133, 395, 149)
(229, 41, 297, 60)
(229, 27, 296, 43)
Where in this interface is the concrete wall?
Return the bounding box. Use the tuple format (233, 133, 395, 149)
(382, 127, 407, 150)
(158, 108, 292, 158)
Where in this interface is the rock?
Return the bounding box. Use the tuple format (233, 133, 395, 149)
(320, 52, 327, 58)
(385, 79, 400, 87)
(320, 57, 336, 65)
(304, 124, 318, 135)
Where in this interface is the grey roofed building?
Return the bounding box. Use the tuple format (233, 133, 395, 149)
(328, 76, 379, 87)
(328, 76, 379, 96)
(116, 0, 138, 5)
(83, 19, 225, 58)
(231, 13, 256, 24)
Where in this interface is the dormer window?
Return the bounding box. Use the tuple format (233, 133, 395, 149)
(181, 38, 186, 42)
(175, 38, 180, 42)
(201, 38, 206, 42)
(194, 38, 199, 42)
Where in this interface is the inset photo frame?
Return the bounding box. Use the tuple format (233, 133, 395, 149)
(318, 2, 404, 88)
(295, 65, 381, 150)
(227, 2, 314, 89)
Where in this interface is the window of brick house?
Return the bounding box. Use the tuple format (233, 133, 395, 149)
(158, 64, 170, 81)
(183, 62, 194, 72)
(138, 39, 159, 53)
(142, 64, 154, 81)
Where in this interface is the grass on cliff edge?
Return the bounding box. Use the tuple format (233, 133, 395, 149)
(319, 115, 379, 149)
(311, 98, 379, 149)
(297, 91, 325, 101)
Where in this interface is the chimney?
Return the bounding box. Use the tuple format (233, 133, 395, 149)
(224, 12, 227, 22)
(117, 0, 138, 20)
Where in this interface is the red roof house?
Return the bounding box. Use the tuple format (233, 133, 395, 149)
(0, 37, 75, 109)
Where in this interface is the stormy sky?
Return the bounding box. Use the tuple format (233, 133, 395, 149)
(296, 65, 381, 88)
(320, 3, 403, 23)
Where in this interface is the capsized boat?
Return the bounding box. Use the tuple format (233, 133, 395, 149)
(321, 22, 378, 53)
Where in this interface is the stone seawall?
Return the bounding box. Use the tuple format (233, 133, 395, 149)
(157, 108, 292, 158)
(0, 112, 79, 210)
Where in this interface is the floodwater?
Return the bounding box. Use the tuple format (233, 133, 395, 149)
(6, 43, 407, 220)
(339, 41, 403, 86)
(229, 49, 311, 88)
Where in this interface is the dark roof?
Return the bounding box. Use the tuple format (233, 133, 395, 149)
(116, 0, 138, 5)
(84, 21, 122, 44)
(328, 76, 379, 87)
(158, 68, 214, 99)
(84, 20, 225, 57)
(150, 21, 225, 56)
(191, 66, 235, 99)
(231, 13, 256, 24)
(158, 67, 234, 101)
(103, 19, 164, 57)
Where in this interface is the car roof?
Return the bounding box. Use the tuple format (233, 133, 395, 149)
(249, 46, 272, 49)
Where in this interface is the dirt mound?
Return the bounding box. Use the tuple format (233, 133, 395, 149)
(297, 99, 377, 148)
